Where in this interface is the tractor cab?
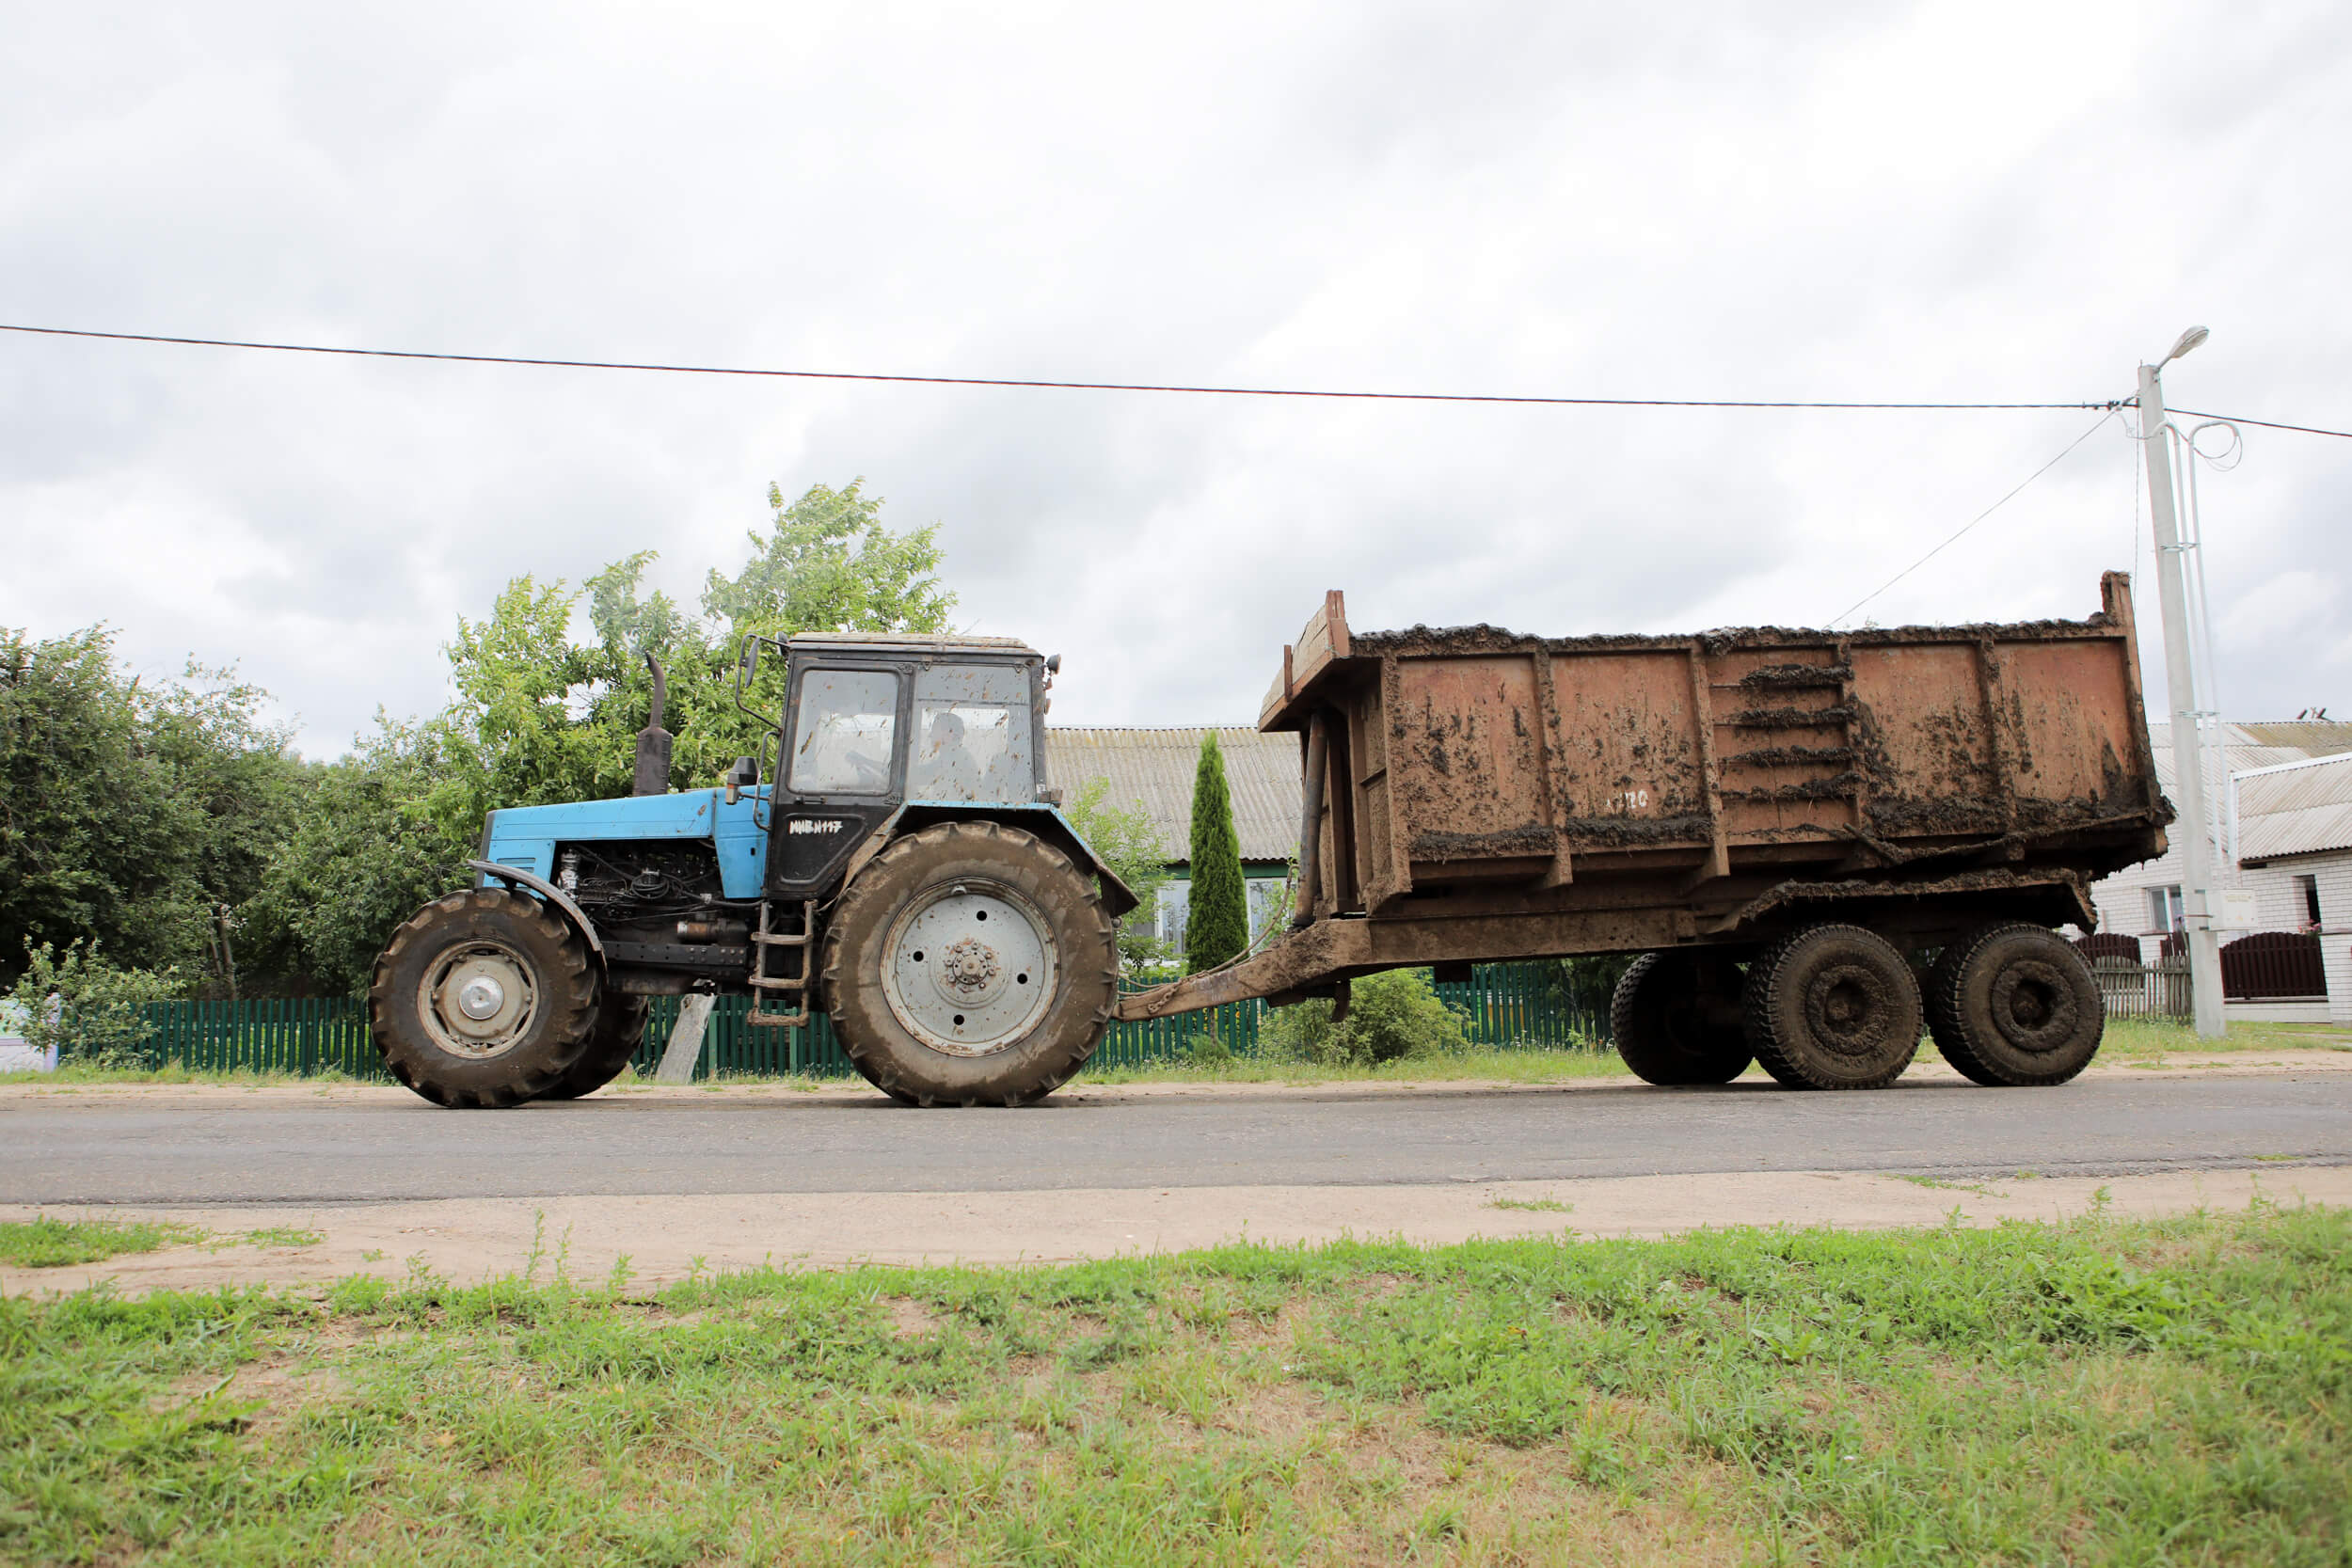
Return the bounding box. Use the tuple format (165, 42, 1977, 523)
(752, 633, 1057, 900)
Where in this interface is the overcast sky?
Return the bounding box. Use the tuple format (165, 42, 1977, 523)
(4, 0, 2347, 759)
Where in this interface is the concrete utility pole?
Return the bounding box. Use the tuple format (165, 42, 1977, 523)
(2138, 325, 2227, 1037)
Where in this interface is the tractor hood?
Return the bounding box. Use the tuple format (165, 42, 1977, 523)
(477, 788, 772, 900)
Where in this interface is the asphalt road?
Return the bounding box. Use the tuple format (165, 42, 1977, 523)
(8, 1072, 2350, 1206)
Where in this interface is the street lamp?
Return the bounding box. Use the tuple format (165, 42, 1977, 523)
(2138, 326, 2226, 1037)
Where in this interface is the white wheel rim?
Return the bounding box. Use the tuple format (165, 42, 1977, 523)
(881, 879, 1057, 1057)
(419, 941, 539, 1059)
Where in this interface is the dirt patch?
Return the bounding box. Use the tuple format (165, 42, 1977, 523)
(884, 1297, 940, 1338)
(10, 1160, 2344, 1299)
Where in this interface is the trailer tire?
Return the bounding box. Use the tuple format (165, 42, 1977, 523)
(1926, 924, 2103, 1086)
(1742, 924, 1921, 1090)
(821, 820, 1119, 1107)
(1611, 952, 1753, 1085)
(532, 996, 650, 1101)
(371, 888, 601, 1108)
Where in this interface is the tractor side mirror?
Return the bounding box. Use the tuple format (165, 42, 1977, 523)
(723, 754, 758, 805)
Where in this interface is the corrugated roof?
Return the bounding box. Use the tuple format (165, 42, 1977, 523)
(1045, 727, 1299, 864)
(2143, 720, 2352, 792)
(2236, 752, 2352, 863)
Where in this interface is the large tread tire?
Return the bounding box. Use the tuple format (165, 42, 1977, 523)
(370, 888, 600, 1108)
(821, 820, 1118, 1107)
(532, 996, 651, 1101)
(1611, 952, 1753, 1086)
(1742, 923, 1922, 1091)
(1926, 923, 2104, 1086)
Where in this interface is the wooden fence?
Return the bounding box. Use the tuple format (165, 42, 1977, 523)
(123, 963, 1612, 1081)
(2089, 956, 2193, 1021)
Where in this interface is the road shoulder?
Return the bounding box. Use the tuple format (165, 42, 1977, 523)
(9, 1164, 2345, 1298)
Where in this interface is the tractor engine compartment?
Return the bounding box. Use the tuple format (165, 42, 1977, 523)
(553, 840, 753, 951)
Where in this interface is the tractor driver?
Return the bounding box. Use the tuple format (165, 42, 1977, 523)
(920, 707, 978, 797)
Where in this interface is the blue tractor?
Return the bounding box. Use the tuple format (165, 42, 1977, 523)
(369, 633, 1136, 1108)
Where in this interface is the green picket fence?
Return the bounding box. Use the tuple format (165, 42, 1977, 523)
(127, 963, 1608, 1081)
(138, 997, 385, 1079)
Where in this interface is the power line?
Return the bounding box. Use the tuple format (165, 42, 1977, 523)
(1829, 411, 2122, 628)
(0, 322, 2119, 412)
(2169, 406, 2352, 441)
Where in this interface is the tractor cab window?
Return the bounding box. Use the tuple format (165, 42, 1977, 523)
(789, 670, 899, 795)
(908, 664, 1033, 802)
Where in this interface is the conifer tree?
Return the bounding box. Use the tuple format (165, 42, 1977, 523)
(1184, 731, 1249, 973)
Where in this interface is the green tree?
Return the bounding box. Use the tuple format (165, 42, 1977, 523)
(703, 479, 955, 639)
(1184, 732, 1248, 974)
(0, 627, 298, 987)
(1060, 777, 1169, 973)
(240, 719, 471, 996)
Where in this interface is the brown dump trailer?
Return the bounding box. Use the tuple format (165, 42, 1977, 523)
(1116, 573, 2170, 1091)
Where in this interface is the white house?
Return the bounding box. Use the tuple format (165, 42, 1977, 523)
(2086, 720, 2352, 1022)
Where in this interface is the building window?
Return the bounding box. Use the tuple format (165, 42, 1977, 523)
(2296, 874, 2322, 930)
(2148, 885, 2185, 933)
(1153, 877, 1294, 954)
(1155, 882, 1188, 949)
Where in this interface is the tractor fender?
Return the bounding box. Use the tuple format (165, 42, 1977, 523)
(835, 804, 1138, 918)
(467, 858, 606, 959)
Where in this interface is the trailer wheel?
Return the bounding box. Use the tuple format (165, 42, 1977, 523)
(1742, 924, 1921, 1090)
(1926, 924, 2103, 1086)
(1611, 953, 1752, 1085)
(370, 888, 601, 1108)
(821, 820, 1119, 1106)
(531, 996, 650, 1101)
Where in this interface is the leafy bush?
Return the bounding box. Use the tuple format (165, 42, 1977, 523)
(1261, 969, 1472, 1066)
(1182, 1028, 1233, 1069)
(7, 941, 182, 1069)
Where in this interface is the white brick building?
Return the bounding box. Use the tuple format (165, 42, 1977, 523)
(2086, 721, 2352, 1022)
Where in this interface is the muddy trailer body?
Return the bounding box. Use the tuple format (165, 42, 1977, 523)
(1120, 575, 2169, 1090)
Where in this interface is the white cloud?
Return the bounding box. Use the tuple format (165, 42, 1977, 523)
(2, 0, 2347, 758)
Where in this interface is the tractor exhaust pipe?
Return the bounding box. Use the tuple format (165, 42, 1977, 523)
(632, 653, 673, 796)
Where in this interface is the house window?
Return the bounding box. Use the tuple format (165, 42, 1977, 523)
(2296, 874, 2322, 929)
(1154, 877, 1293, 954)
(2148, 885, 2185, 933)
(1155, 882, 1188, 950)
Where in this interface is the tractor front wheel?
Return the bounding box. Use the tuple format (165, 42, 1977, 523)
(532, 995, 651, 1101)
(821, 821, 1119, 1106)
(370, 887, 601, 1108)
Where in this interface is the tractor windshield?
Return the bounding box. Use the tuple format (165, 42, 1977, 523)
(908, 664, 1033, 802)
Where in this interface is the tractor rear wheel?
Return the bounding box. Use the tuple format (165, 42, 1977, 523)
(370, 887, 601, 1108)
(1611, 952, 1753, 1085)
(532, 995, 651, 1101)
(1742, 924, 1922, 1090)
(820, 820, 1119, 1106)
(1926, 924, 2103, 1086)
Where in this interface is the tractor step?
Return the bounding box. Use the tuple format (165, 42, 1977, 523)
(745, 897, 818, 1030)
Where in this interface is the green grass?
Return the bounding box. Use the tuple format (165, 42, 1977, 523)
(0, 1216, 199, 1269)
(1485, 1196, 1574, 1212)
(0, 1061, 366, 1088)
(240, 1228, 326, 1250)
(2, 1204, 2345, 1564)
(2099, 1016, 2352, 1060)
